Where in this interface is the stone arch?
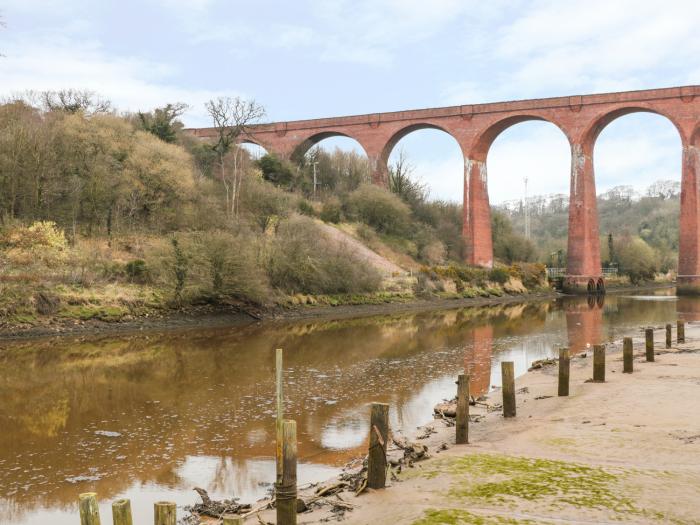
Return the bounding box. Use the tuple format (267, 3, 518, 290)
(290, 131, 369, 163)
(379, 123, 463, 169)
(469, 114, 571, 161)
(691, 123, 700, 146)
(238, 138, 270, 160)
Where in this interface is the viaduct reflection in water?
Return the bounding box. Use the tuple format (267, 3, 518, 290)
(0, 290, 689, 525)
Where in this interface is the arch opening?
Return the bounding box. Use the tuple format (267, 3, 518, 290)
(383, 126, 465, 263)
(239, 141, 268, 160)
(485, 120, 572, 267)
(593, 111, 683, 284)
(296, 134, 370, 198)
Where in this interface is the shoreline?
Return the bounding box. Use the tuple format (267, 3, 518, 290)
(0, 282, 674, 343)
(246, 321, 700, 524)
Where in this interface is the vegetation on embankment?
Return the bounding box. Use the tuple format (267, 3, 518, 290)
(0, 91, 553, 335)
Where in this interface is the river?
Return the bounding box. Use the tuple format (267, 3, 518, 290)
(1, 289, 696, 524)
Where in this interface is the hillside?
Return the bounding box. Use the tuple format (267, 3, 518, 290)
(495, 182, 680, 281)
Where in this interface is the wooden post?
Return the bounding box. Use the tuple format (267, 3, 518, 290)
(79, 492, 101, 525)
(645, 328, 655, 362)
(501, 361, 516, 418)
(367, 402, 389, 489)
(154, 502, 176, 525)
(276, 419, 297, 525)
(276, 348, 284, 485)
(666, 324, 672, 348)
(456, 374, 469, 444)
(223, 515, 243, 525)
(678, 320, 685, 343)
(111, 499, 133, 525)
(558, 348, 570, 397)
(623, 337, 633, 374)
(593, 345, 605, 382)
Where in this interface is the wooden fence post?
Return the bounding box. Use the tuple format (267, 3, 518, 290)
(501, 361, 516, 418)
(645, 328, 655, 362)
(666, 324, 672, 348)
(558, 348, 570, 397)
(79, 492, 101, 525)
(623, 337, 633, 374)
(678, 320, 685, 343)
(456, 374, 469, 444)
(276, 419, 297, 525)
(223, 515, 243, 525)
(367, 403, 389, 489)
(276, 348, 284, 486)
(154, 502, 176, 525)
(111, 499, 133, 525)
(593, 345, 605, 382)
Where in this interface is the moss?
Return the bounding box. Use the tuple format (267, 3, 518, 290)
(413, 453, 632, 511)
(412, 509, 544, 525)
(58, 305, 127, 322)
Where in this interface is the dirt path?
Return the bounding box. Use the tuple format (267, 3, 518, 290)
(255, 323, 700, 524)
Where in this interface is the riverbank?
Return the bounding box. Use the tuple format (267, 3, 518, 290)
(249, 322, 700, 524)
(0, 282, 677, 341)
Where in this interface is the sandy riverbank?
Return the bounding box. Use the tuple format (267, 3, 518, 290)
(248, 322, 700, 525)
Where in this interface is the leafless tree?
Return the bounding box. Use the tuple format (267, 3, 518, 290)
(205, 96, 265, 218)
(388, 148, 428, 205)
(40, 89, 112, 115)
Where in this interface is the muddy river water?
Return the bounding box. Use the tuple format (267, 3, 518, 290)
(1, 289, 697, 524)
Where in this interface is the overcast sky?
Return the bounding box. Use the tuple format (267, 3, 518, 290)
(1, 0, 698, 203)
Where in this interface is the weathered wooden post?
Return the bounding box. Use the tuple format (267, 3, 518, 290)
(79, 492, 101, 525)
(623, 337, 633, 374)
(111, 499, 133, 525)
(154, 502, 176, 525)
(367, 402, 389, 489)
(678, 320, 685, 343)
(276, 348, 284, 486)
(593, 345, 605, 382)
(276, 419, 298, 525)
(223, 515, 243, 525)
(666, 324, 672, 348)
(456, 374, 469, 444)
(501, 361, 516, 418)
(558, 348, 570, 397)
(645, 328, 655, 362)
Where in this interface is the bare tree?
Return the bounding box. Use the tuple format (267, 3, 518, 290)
(40, 89, 112, 115)
(205, 96, 265, 218)
(389, 149, 428, 206)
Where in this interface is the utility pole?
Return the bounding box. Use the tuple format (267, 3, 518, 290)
(524, 177, 531, 239)
(311, 161, 319, 198)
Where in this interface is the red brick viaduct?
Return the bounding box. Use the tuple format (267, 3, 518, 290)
(190, 85, 700, 294)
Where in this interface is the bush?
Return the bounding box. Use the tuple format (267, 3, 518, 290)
(1, 221, 68, 268)
(256, 154, 297, 188)
(320, 198, 342, 224)
(616, 236, 657, 284)
(267, 216, 382, 295)
(125, 259, 149, 283)
(488, 267, 509, 284)
(297, 199, 316, 217)
(195, 230, 270, 303)
(344, 184, 412, 236)
(240, 177, 291, 232)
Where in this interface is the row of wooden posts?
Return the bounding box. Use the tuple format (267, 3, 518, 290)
(77, 323, 686, 525)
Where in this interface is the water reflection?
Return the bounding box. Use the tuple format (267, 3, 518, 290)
(0, 289, 689, 525)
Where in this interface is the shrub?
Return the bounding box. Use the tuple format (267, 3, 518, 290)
(488, 267, 509, 284)
(1, 221, 68, 268)
(320, 198, 342, 223)
(344, 184, 412, 236)
(267, 216, 381, 295)
(125, 259, 149, 283)
(171, 237, 188, 300)
(297, 199, 316, 217)
(240, 177, 291, 232)
(195, 230, 270, 304)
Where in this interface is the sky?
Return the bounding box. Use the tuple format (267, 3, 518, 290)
(0, 0, 698, 203)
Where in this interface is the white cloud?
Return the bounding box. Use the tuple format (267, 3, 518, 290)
(0, 35, 231, 126)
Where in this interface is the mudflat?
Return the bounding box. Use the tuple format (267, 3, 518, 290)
(259, 323, 700, 525)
